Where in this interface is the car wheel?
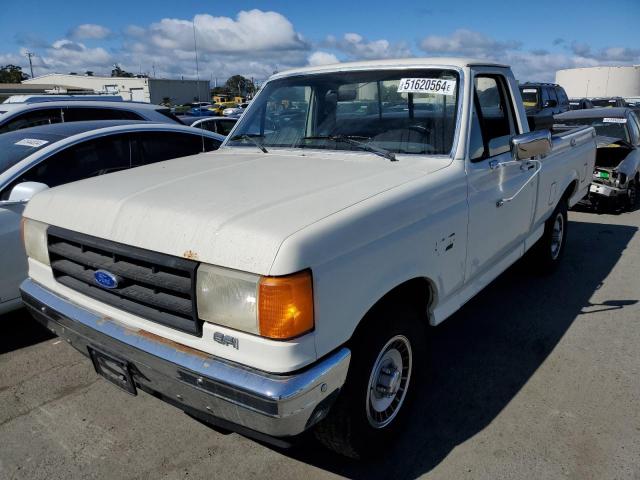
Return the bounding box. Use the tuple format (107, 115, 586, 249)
(625, 181, 637, 211)
(529, 199, 568, 274)
(313, 303, 425, 459)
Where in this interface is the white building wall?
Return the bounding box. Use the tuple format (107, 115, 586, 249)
(23, 74, 210, 105)
(555, 66, 640, 98)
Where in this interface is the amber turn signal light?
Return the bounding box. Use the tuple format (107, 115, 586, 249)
(258, 270, 314, 340)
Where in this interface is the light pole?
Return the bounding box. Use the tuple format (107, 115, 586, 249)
(25, 52, 35, 78)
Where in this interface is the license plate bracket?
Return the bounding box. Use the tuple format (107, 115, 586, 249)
(89, 347, 137, 395)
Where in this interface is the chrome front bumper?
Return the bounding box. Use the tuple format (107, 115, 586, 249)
(20, 279, 350, 438)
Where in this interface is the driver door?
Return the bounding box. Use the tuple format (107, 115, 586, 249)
(465, 72, 537, 282)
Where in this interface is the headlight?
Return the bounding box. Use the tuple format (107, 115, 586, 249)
(196, 266, 314, 340)
(21, 218, 49, 266)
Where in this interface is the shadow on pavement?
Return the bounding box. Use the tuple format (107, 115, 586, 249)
(274, 219, 638, 479)
(0, 307, 55, 355)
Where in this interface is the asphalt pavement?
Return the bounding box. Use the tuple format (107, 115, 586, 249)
(1, 207, 639, 480)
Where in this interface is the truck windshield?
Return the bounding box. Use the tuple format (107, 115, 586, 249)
(559, 117, 630, 143)
(227, 69, 460, 156)
(519, 88, 539, 108)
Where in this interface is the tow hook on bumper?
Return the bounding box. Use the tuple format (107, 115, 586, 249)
(20, 279, 350, 438)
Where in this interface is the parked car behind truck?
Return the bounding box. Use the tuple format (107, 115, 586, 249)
(0, 121, 223, 314)
(556, 107, 640, 211)
(519, 82, 570, 130)
(0, 100, 182, 134)
(20, 58, 596, 458)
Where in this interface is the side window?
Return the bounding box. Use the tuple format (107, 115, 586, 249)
(155, 108, 182, 123)
(627, 114, 640, 145)
(135, 132, 217, 164)
(541, 87, 550, 105)
(64, 107, 143, 122)
(217, 120, 236, 136)
(0, 108, 62, 133)
(547, 87, 558, 105)
(6, 134, 134, 189)
(470, 75, 517, 161)
(197, 121, 217, 133)
(556, 87, 569, 106)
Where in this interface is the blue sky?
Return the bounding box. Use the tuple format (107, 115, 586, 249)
(1, 0, 638, 82)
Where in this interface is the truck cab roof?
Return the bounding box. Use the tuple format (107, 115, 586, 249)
(271, 57, 509, 79)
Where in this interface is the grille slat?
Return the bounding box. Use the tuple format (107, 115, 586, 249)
(51, 259, 193, 316)
(47, 227, 201, 336)
(48, 242, 191, 294)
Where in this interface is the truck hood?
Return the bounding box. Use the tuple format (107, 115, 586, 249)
(26, 149, 447, 274)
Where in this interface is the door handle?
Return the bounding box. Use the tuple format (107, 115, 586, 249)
(497, 159, 542, 207)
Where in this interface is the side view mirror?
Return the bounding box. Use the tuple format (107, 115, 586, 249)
(543, 99, 558, 108)
(0, 182, 49, 207)
(511, 130, 552, 160)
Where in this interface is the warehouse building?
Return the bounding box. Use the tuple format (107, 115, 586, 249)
(22, 74, 210, 105)
(556, 65, 640, 99)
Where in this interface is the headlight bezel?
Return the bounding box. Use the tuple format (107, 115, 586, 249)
(22, 218, 50, 266)
(196, 264, 314, 340)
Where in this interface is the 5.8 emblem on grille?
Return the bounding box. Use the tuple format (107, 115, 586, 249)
(94, 270, 120, 289)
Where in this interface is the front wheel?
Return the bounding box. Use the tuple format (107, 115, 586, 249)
(313, 304, 425, 459)
(528, 199, 568, 274)
(625, 181, 638, 212)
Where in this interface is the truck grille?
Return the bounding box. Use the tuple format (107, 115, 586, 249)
(47, 226, 201, 336)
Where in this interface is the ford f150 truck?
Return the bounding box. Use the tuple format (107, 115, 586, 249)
(20, 58, 596, 458)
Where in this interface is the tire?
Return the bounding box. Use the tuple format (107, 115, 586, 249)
(625, 181, 637, 212)
(313, 303, 425, 459)
(529, 199, 568, 274)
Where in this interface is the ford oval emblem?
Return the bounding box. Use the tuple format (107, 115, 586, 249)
(94, 270, 120, 289)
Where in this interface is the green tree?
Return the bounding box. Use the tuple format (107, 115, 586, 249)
(224, 75, 256, 97)
(0, 65, 28, 83)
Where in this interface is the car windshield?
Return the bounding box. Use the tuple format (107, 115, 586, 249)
(227, 69, 460, 156)
(559, 117, 630, 143)
(0, 131, 58, 174)
(520, 88, 539, 108)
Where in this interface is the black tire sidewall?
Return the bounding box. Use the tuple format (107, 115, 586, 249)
(532, 200, 568, 274)
(320, 304, 425, 458)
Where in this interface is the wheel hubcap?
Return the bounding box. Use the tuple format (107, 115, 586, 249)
(550, 213, 564, 260)
(366, 335, 412, 428)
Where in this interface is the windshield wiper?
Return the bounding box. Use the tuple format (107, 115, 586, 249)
(228, 133, 268, 153)
(302, 135, 397, 162)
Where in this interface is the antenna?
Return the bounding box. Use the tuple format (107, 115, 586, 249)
(192, 18, 206, 152)
(192, 19, 201, 104)
(25, 51, 35, 78)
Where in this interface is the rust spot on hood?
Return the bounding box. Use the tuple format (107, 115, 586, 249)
(135, 329, 211, 359)
(183, 250, 199, 260)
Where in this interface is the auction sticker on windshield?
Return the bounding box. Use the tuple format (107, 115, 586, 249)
(15, 138, 49, 147)
(603, 118, 627, 124)
(397, 78, 457, 95)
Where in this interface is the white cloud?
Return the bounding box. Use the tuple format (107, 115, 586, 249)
(418, 29, 640, 82)
(21, 40, 113, 76)
(570, 41, 640, 62)
(325, 33, 411, 60)
(420, 29, 521, 57)
(142, 10, 308, 54)
(307, 51, 339, 66)
(5, 16, 639, 87)
(69, 24, 112, 40)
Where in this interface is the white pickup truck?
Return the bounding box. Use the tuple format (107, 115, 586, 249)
(20, 58, 596, 458)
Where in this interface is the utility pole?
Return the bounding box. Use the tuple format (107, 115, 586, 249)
(25, 51, 35, 79)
